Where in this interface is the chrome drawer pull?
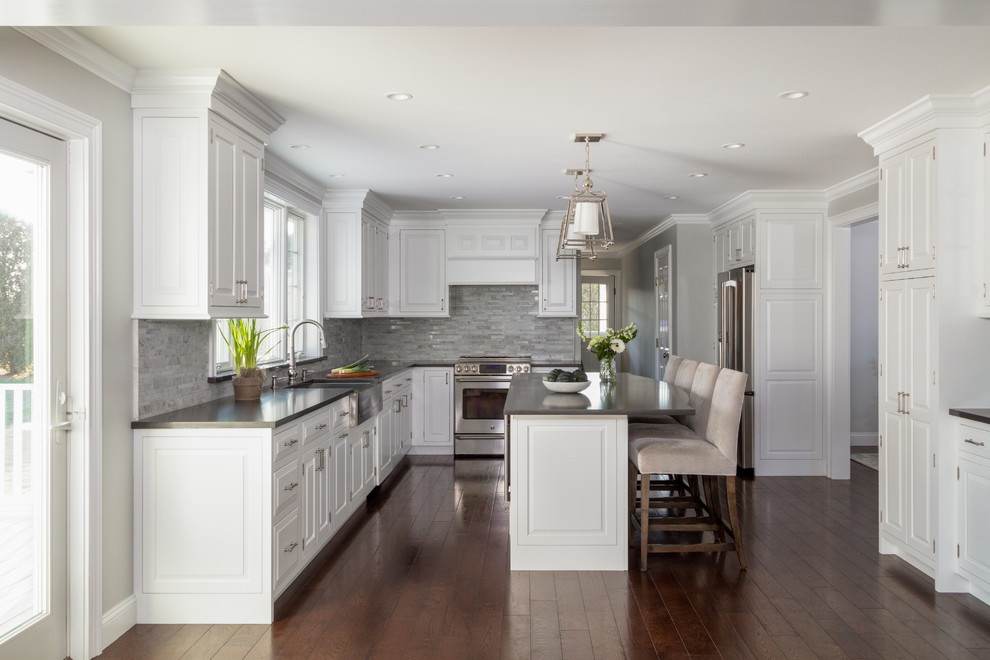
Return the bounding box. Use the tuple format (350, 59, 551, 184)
(314, 423, 327, 431)
(283, 541, 298, 553)
(965, 438, 986, 447)
(283, 438, 299, 447)
(284, 481, 298, 491)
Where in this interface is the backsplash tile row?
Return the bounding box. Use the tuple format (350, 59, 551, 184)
(136, 286, 577, 417)
(360, 285, 579, 362)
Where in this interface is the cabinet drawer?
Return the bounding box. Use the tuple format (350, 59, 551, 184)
(302, 412, 332, 445)
(273, 507, 301, 594)
(273, 424, 302, 464)
(273, 460, 300, 518)
(331, 399, 351, 429)
(960, 423, 990, 460)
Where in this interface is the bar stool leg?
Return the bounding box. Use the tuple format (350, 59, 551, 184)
(726, 476, 747, 570)
(640, 471, 651, 571)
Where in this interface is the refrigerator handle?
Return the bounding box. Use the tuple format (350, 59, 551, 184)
(720, 280, 737, 369)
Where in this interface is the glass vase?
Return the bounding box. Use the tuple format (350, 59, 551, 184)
(599, 356, 617, 382)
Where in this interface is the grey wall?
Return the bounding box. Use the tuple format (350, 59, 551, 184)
(0, 28, 136, 614)
(620, 224, 715, 377)
(850, 219, 879, 438)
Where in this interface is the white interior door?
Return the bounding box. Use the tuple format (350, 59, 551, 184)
(0, 118, 68, 660)
(654, 247, 672, 379)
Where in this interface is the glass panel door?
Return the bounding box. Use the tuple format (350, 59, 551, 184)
(0, 118, 68, 660)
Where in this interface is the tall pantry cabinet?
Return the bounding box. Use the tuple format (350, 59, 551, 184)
(860, 94, 990, 591)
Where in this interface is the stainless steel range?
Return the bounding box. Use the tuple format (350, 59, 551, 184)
(454, 355, 531, 456)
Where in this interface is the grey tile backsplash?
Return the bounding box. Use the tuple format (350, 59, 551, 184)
(136, 285, 578, 417)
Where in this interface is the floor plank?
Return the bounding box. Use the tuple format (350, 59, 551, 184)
(99, 455, 990, 659)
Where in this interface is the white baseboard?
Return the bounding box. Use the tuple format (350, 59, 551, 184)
(101, 594, 136, 651)
(851, 432, 878, 447)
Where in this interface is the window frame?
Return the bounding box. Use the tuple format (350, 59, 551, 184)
(212, 195, 316, 378)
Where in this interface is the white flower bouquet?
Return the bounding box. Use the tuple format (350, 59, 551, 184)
(577, 322, 637, 380)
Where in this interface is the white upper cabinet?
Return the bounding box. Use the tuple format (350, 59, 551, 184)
(131, 69, 284, 319)
(713, 214, 755, 273)
(539, 227, 577, 317)
(322, 190, 391, 318)
(879, 139, 935, 276)
(398, 229, 448, 316)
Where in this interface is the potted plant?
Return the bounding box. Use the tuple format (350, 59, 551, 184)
(220, 319, 286, 401)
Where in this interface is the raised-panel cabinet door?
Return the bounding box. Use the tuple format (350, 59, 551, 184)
(739, 215, 755, 263)
(377, 401, 395, 484)
(237, 136, 264, 310)
(906, 416, 934, 557)
(209, 119, 239, 309)
(879, 410, 906, 541)
(299, 442, 329, 562)
(329, 432, 350, 532)
(905, 141, 936, 272)
(398, 229, 447, 315)
(422, 368, 453, 445)
(713, 226, 729, 273)
(539, 228, 577, 317)
(879, 152, 905, 276)
(878, 279, 905, 542)
(959, 458, 990, 584)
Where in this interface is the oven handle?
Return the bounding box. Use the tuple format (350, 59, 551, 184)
(455, 377, 513, 383)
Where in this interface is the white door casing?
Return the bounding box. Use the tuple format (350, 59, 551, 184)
(654, 246, 672, 380)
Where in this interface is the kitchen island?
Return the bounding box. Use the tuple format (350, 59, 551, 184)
(503, 372, 692, 571)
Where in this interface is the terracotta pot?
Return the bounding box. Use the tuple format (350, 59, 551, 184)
(232, 375, 263, 401)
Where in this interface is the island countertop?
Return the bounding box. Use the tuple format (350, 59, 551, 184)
(504, 372, 693, 416)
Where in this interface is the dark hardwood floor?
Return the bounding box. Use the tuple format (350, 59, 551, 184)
(99, 456, 990, 659)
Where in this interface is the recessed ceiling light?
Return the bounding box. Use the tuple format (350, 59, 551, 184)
(664, 195, 679, 200)
(290, 144, 310, 150)
(689, 172, 708, 178)
(555, 195, 569, 200)
(386, 92, 413, 101)
(450, 196, 465, 200)
(778, 90, 809, 100)
(328, 173, 345, 179)
(419, 144, 440, 150)
(722, 143, 745, 149)
(436, 173, 453, 178)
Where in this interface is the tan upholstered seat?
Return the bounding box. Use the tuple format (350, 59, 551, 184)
(629, 364, 748, 570)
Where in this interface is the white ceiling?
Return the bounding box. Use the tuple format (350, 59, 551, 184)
(16, 3, 990, 246)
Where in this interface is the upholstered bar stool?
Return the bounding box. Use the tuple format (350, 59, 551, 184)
(628, 366, 748, 570)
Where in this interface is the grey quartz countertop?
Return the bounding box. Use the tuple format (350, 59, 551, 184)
(132, 361, 454, 430)
(950, 408, 990, 425)
(504, 372, 693, 416)
(131, 386, 355, 429)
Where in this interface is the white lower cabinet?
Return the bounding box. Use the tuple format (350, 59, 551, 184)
(133, 397, 400, 624)
(958, 423, 990, 587)
(377, 371, 414, 484)
(412, 367, 453, 452)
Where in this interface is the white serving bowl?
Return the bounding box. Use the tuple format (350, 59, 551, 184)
(542, 378, 591, 393)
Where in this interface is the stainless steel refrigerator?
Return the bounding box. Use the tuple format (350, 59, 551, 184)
(717, 265, 755, 474)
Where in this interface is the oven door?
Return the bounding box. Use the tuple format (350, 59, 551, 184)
(454, 378, 510, 436)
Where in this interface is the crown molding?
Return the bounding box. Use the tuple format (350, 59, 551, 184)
(857, 93, 979, 155)
(132, 68, 284, 139)
(322, 189, 394, 222)
(264, 153, 325, 216)
(15, 27, 137, 93)
(390, 210, 445, 227)
(824, 168, 878, 201)
(708, 190, 827, 228)
(615, 214, 709, 258)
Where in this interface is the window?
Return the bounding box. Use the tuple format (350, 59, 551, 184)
(579, 279, 611, 337)
(213, 196, 313, 376)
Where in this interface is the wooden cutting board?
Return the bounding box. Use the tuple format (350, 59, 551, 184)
(324, 370, 379, 378)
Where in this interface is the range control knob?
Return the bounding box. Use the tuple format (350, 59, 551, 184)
(471, 365, 478, 373)
(523, 365, 530, 372)
(455, 365, 462, 373)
